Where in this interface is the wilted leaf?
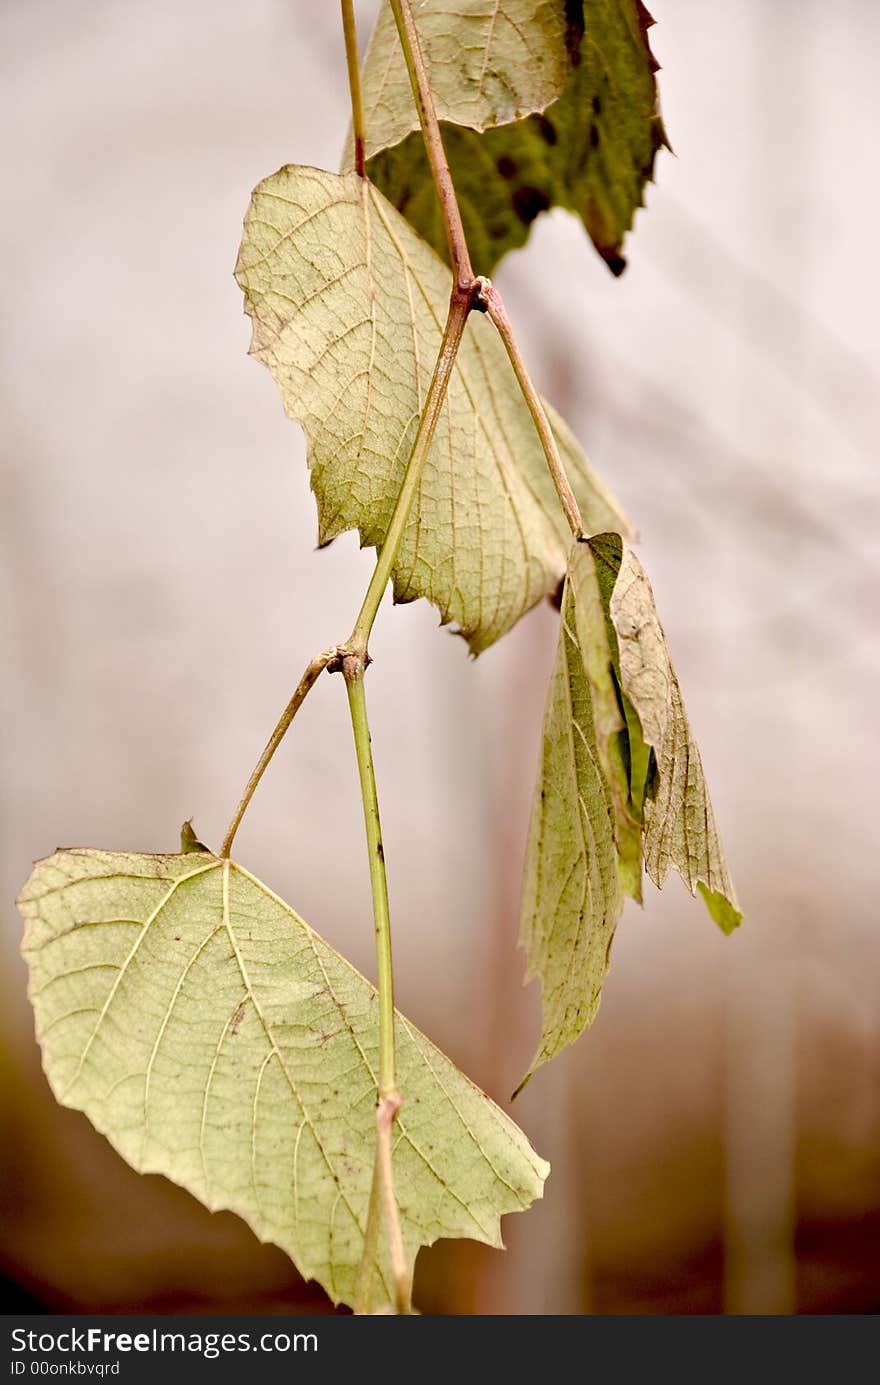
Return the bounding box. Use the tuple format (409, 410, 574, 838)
(235, 165, 632, 652)
(18, 849, 548, 1311)
(520, 536, 739, 1085)
(518, 542, 629, 1085)
(350, 0, 569, 165)
(365, 0, 668, 274)
(591, 533, 742, 934)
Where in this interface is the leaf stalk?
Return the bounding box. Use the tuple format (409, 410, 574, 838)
(480, 283, 586, 540)
(219, 647, 340, 859)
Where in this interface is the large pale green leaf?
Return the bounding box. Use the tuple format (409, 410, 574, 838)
(365, 1, 668, 274)
(18, 849, 548, 1311)
(590, 533, 742, 934)
(350, 0, 569, 165)
(235, 165, 632, 652)
(520, 537, 740, 1084)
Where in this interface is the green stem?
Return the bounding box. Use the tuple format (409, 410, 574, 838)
(341, 0, 366, 176)
(345, 671, 396, 1093)
(348, 284, 472, 654)
(229, 9, 480, 1309)
(346, 666, 412, 1313)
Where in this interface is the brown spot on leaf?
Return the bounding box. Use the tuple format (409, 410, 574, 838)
(496, 155, 517, 180)
(535, 114, 557, 146)
(512, 185, 551, 225)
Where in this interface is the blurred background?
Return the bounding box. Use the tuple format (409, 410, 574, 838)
(2, 0, 878, 1315)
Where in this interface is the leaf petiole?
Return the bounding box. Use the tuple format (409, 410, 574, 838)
(480, 282, 586, 541)
(219, 647, 340, 860)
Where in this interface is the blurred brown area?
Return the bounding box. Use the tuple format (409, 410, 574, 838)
(2, 0, 878, 1315)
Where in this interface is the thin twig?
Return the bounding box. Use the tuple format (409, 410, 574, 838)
(389, 0, 473, 285)
(219, 648, 339, 859)
(481, 282, 586, 540)
(341, 0, 366, 176)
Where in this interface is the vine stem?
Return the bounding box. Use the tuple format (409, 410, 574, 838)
(341, 0, 366, 176)
(224, 0, 587, 1314)
(221, 285, 472, 1307)
(389, 0, 586, 538)
(346, 281, 475, 1314)
(345, 672, 396, 1096)
(389, 0, 473, 285)
(345, 669, 410, 1314)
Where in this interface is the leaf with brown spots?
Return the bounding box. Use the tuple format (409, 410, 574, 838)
(359, 0, 669, 274)
(348, 0, 571, 166)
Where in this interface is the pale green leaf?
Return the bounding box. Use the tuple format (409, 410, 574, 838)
(518, 541, 630, 1086)
(366, 0, 668, 274)
(18, 849, 548, 1310)
(520, 535, 740, 1085)
(235, 165, 632, 652)
(592, 533, 742, 934)
(349, 0, 569, 166)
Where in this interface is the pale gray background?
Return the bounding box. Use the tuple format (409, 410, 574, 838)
(2, 0, 878, 1313)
